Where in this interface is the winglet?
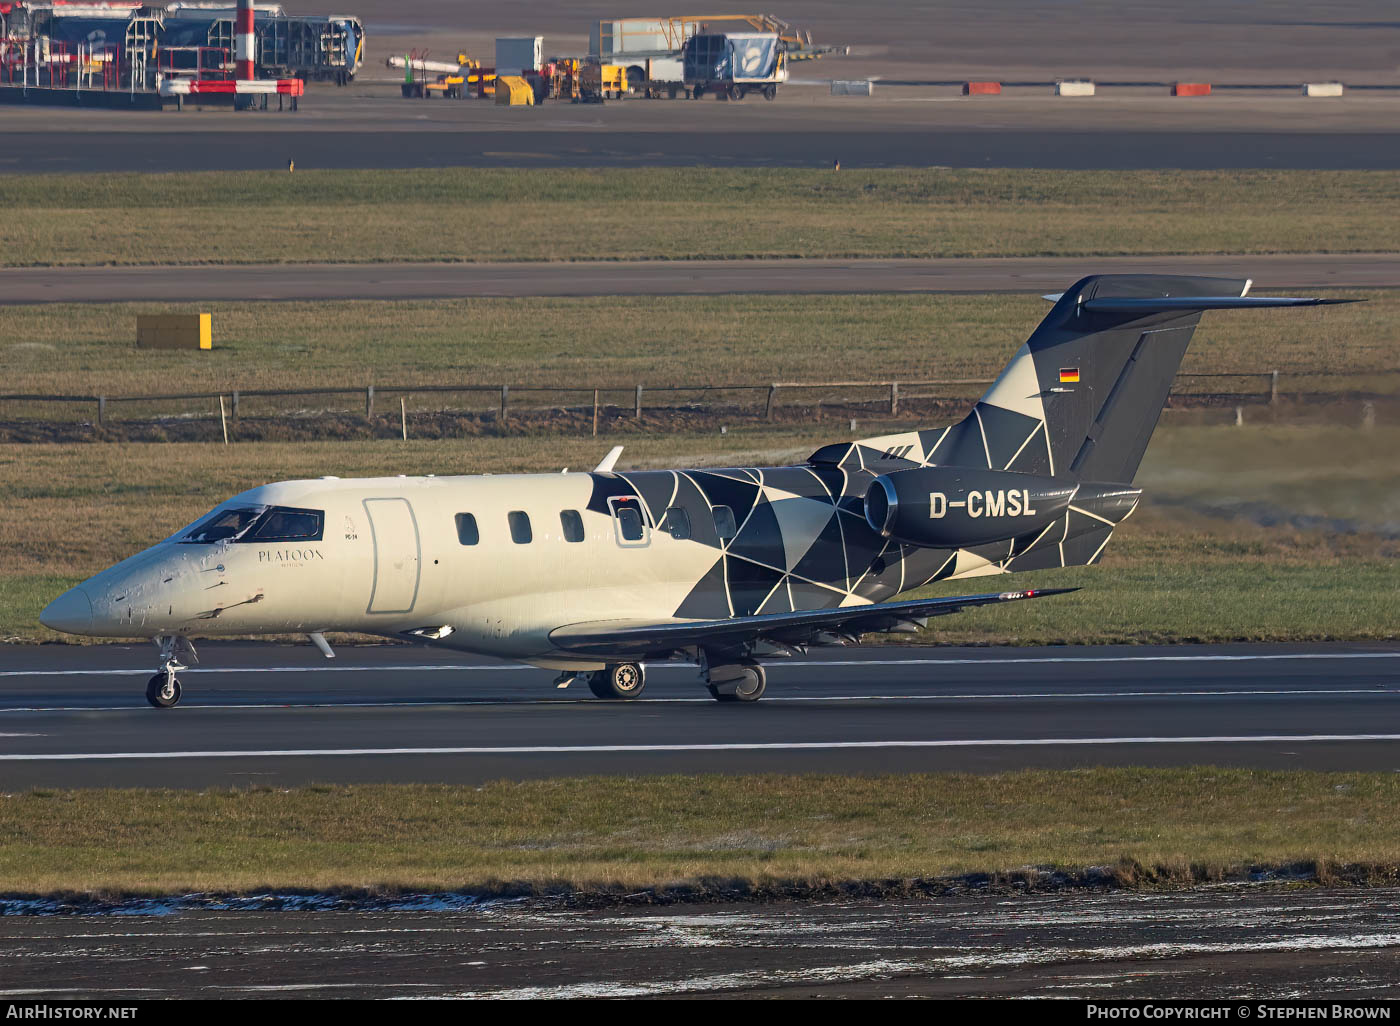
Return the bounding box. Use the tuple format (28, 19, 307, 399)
(593, 445, 624, 473)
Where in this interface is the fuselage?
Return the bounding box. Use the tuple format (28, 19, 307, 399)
(42, 452, 1059, 669)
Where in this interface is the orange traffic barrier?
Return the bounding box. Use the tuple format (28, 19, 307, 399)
(1172, 82, 1211, 96)
(962, 81, 1001, 96)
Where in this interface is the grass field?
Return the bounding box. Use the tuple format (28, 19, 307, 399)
(2, 290, 1392, 401)
(6, 770, 1400, 897)
(1, 168, 1397, 266)
(2, 423, 1395, 645)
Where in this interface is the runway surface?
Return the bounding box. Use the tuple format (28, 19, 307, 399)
(2, 642, 1398, 788)
(4, 888, 1400, 998)
(7, 128, 1400, 173)
(3, 253, 1394, 305)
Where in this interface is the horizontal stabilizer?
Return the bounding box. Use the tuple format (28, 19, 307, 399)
(1083, 296, 1357, 314)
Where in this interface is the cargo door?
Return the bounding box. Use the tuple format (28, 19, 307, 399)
(363, 497, 421, 614)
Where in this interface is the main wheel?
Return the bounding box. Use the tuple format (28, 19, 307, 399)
(763, 84, 777, 101)
(589, 662, 646, 700)
(708, 664, 765, 703)
(145, 672, 182, 709)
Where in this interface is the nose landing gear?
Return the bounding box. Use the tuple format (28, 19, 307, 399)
(146, 635, 194, 709)
(145, 671, 182, 709)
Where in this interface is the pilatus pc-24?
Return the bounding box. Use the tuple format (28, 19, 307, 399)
(42, 275, 1346, 708)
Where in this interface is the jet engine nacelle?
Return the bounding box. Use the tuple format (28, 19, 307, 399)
(864, 467, 1077, 548)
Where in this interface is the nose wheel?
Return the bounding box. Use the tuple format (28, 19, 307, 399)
(146, 635, 193, 709)
(145, 671, 182, 709)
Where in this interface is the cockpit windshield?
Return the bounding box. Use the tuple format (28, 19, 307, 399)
(181, 506, 266, 543)
(180, 505, 323, 544)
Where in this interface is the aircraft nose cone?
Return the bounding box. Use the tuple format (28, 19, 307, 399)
(40, 586, 93, 635)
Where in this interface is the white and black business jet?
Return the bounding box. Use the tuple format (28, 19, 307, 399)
(41, 275, 1346, 707)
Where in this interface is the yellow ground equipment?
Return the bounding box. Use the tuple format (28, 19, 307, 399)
(494, 75, 536, 105)
(580, 63, 628, 101)
(391, 53, 485, 99)
(532, 58, 582, 101)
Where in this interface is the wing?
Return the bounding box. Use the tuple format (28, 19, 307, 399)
(549, 587, 1076, 659)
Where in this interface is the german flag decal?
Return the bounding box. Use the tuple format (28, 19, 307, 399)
(1059, 367, 1081, 383)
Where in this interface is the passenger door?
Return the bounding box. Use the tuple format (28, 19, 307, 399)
(363, 497, 421, 614)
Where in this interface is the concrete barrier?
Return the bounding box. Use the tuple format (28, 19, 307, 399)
(1172, 82, 1212, 96)
(1302, 82, 1344, 97)
(830, 80, 874, 96)
(962, 81, 1001, 96)
(1055, 80, 1095, 96)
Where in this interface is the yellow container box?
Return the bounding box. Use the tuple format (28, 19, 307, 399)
(494, 75, 536, 106)
(137, 314, 212, 350)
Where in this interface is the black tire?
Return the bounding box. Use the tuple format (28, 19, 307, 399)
(763, 84, 777, 101)
(728, 83, 744, 101)
(589, 662, 645, 699)
(692, 84, 704, 100)
(668, 84, 679, 99)
(145, 673, 182, 709)
(709, 665, 766, 703)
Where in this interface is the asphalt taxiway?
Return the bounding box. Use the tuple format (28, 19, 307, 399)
(9, 126, 1400, 173)
(1, 642, 1398, 788)
(2, 253, 1395, 305)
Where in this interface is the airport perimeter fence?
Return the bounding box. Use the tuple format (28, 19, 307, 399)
(0, 370, 1334, 438)
(13, 369, 1388, 439)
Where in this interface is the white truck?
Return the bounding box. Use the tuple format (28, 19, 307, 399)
(589, 18, 687, 97)
(683, 31, 786, 101)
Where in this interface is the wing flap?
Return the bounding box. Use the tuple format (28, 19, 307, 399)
(549, 587, 1076, 657)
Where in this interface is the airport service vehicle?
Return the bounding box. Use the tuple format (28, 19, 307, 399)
(41, 275, 1346, 708)
(683, 31, 785, 100)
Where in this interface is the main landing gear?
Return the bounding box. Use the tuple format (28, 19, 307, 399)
(146, 635, 193, 709)
(703, 658, 766, 703)
(587, 662, 647, 700)
(569, 655, 768, 703)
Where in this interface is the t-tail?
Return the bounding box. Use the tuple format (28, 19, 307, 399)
(818, 274, 1350, 575)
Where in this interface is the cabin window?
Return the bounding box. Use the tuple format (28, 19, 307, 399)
(248, 507, 323, 542)
(615, 506, 645, 541)
(560, 509, 585, 543)
(662, 506, 692, 540)
(508, 511, 533, 544)
(455, 513, 479, 545)
(607, 495, 649, 546)
(712, 504, 737, 541)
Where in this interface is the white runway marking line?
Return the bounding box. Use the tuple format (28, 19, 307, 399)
(1, 651, 1397, 679)
(8, 735, 1400, 762)
(0, 687, 1392, 715)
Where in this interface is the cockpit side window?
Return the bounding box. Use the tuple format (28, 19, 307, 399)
(180, 506, 264, 543)
(248, 507, 323, 542)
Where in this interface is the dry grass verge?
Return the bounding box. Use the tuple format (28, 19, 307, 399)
(2, 291, 1393, 403)
(6, 770, 1400, 899)
(2, 168, 1397, 267)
